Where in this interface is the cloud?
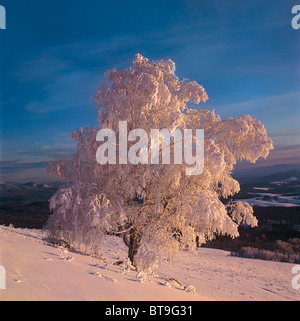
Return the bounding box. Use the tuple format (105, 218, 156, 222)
(0, 137, 76, 182)
(269, 130, 300, 138)
(0, 160, 49, 175)
(17, 37, 142, 115)
(14, 55, 70, 83)
(0, 159, 59, 183)
(2, 134, 76, 161)
(215, 90, 300, 115)
(24, 69, 99, 114)
(274, 144, 300, 152)
(10, 145, 75, 160)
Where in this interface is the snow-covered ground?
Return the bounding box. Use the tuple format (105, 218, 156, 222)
(239, 197, 300, 207)
(240, 193, 300, 207)
(0, 225, 299, 301)
(237, 176, 300, 207)
(270, 176, 298, 185)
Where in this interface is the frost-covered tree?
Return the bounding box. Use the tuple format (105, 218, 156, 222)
(46, 54, 273, 271)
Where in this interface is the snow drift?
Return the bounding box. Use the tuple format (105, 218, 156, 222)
(0, 225, 299, 301)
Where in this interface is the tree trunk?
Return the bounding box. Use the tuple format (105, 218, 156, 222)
(128, 227, 140, 269)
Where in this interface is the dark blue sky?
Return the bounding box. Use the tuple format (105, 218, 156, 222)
(0, 0, 299, 182)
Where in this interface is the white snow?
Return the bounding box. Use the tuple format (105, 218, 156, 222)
(240, 195, 300, 207)
(271, 176, 299, 185)
(0, 225, 299, 301)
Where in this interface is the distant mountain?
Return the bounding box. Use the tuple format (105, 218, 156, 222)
(0, 181, 63, 228)
(0, 181, 62, 205)
(233, 163, 300, 184)
(0, 181, 61, 191)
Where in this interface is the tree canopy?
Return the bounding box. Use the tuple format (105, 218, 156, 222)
(46, 54, 273, 271)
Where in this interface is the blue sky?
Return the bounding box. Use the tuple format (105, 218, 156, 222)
(0, 0, 299, 182)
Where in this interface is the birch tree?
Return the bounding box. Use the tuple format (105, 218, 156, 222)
(46, 54, 273, 271)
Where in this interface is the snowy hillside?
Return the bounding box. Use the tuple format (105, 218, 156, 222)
(239, 193, 300, 207)
(0, 225, 299, 301)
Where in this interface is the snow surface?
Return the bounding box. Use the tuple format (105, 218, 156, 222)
(0, 225, 299, 301)
(239, 196, 300, 207)
(253, 187, 271, 191)
(271, 177, 298, 185)
(239, 192, 300, 207)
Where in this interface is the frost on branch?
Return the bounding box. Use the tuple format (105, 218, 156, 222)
(45, 54, 273, 272)
(227, 200, 258, 228)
